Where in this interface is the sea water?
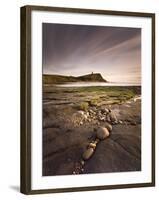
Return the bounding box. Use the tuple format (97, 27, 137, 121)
(55, 82, 141, 87)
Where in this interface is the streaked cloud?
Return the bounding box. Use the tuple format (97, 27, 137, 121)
(43, 23, 141, 84)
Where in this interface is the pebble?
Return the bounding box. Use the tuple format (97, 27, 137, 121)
(108, 112, 118, 123)
(96, 127, 110, 140)
(105, 122, 112, 132)
(119, 120, 123, 124)
(101, 108, 109, 114)
(77, 110, 85, 115)
(89, 109, 95, 114)
(105, 108, 110, 113)
(82, 148, 94, 160)
(86, 112, 89, 116)
(83, 114, 88, 120)
(80, 160, 85, 165)
(99, 116, 105, 121)
(89, 142, 96, 149)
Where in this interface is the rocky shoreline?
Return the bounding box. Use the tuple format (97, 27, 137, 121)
(42, 86, 141, 176)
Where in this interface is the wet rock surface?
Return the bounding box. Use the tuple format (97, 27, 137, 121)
(84, 133, 141, 173)
(43, 86, 141, 176)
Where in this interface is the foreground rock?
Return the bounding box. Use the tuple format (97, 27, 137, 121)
(43, 86, 141, 176)
(84, 133, 141, 173)
(96, 127, 110, 140)
(82, 148, 94, 160)
(43, 125, 141, 176)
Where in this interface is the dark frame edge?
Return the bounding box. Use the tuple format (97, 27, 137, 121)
(23, 5, 155, 17)
(151, 13, 155, 187)
(20, 6, 32, 194)
(27, 182, 155, 195)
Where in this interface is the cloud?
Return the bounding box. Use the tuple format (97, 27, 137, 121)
(43, 23, 141, 84)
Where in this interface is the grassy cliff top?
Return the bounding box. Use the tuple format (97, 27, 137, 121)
(43, 73, 107, 84)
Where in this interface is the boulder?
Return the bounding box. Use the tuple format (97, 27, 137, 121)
(82, 148, 94, 160)
(96, 127, 110, 140)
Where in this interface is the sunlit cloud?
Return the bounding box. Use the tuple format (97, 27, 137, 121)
(43, 23, 141, 84)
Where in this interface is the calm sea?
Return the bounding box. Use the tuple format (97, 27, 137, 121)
(55, 82, 141, 87)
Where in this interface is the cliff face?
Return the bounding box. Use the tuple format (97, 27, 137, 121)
(77, 73, 107, 82)
(43, 73, 107, 84)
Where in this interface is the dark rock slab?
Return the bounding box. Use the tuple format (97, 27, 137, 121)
(84, 132, 141, 174)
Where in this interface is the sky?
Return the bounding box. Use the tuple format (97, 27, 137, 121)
(42, 23, 141, 84)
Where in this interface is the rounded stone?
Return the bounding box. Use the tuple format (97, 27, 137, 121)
(105, 122, 112, 132)
(105, 108, 110, 113)
(89, 143, 96, 149)
(89, 109, 94, 114)
(80, 160, 85, 166)
(77, 110, 85, 115)
(96, 127, 110, 140)
(86, 112, 89, 116)
(82, 148, 94, 160)
(83, 114, 88, 120)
